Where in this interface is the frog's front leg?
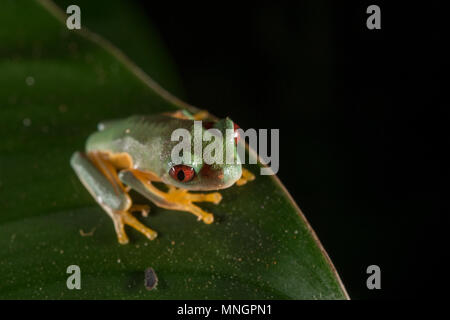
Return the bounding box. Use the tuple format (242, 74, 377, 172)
(70, 152, 157, 244)
(118, 169, 222, 224)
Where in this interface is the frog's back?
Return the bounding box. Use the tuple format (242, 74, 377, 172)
(87, 114, 187, 151)
(85, 114, 194, 173)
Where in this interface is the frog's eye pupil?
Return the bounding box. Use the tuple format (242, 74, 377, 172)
(169, 165, 195, 182)
(177, 170, 185, 181)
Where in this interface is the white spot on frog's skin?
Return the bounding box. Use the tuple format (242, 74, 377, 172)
(125, 129, 130, 134)
(25, 76, 35, 86)
(117, 259, 121, 263)
(96, 196, 103, 204)
(23, 118, 31, 127)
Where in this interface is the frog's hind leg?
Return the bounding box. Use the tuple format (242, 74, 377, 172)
(118, 169, 221, 224)
(70, 152, 157, 244)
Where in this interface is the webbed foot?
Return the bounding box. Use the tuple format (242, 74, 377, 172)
(119, 169, 222, 224)
(235, 168, 255, 186)
(111, 210, 157, 245)
(130, 204, 151, 217)
(71, 151, 158, 245)
(165, 185, 222, 223)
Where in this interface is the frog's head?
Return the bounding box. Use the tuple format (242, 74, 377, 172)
(163, 117, 242, 191)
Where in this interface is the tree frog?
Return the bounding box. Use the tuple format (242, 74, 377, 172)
(70, 110, 255, 244)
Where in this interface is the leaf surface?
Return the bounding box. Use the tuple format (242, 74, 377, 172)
(0, 0, 348, 299)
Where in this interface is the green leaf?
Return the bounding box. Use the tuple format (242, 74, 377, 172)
(0, 0, 349, 299)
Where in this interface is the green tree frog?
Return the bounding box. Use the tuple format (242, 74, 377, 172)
(70, 110, 254, 244)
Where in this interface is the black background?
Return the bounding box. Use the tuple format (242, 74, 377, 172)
(133, 1, 447, 299)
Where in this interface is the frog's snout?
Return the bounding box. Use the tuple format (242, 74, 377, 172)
(199, 164, 223, 181)
(198, 163, 242, 190)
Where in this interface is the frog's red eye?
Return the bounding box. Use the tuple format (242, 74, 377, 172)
(169, 165, 195, 182)
(202, 121, 215, 129)
(233, 122, 240, 144)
